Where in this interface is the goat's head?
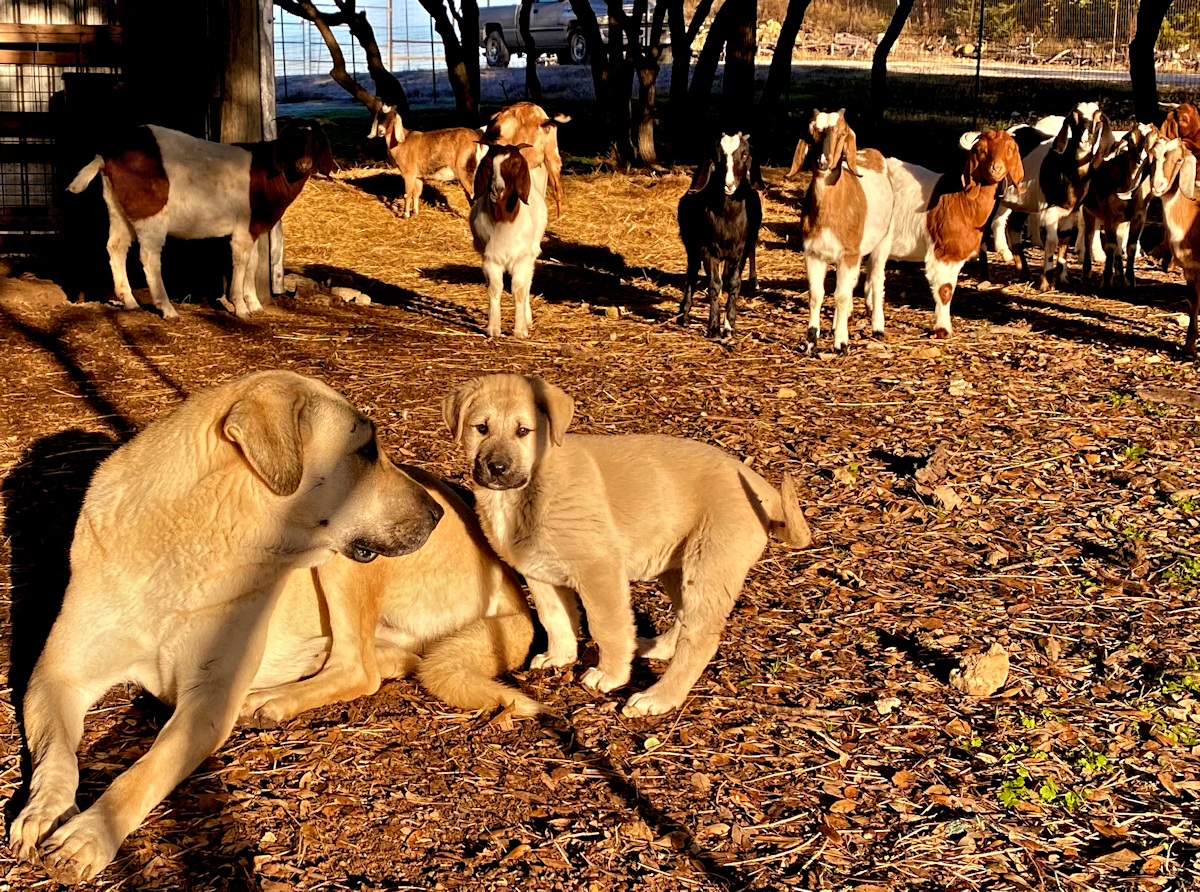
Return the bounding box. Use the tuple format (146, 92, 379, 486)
(692, 133, 760, 197)
(1150, 137, 1197, 201)
(788, 109, 858, 183)
(1162, 102, 1200, 142)
(474, 144, 533, 220)
(484, 102, 565, 152)
(369, 104, 403, 149)
(1113, 123, 1159, 200)
(272, 119, 334, 179)
(961, 130, 1024, 192)
(1052, 102, 1113, 168)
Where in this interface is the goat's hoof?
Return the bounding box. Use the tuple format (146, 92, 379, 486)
(161, 307, 180, 322)
(1036, 279, 1052, 293)
(871, 329, 886, 341)
(834, 342, 848, 355)
(932, 328, 950, 339)
(485, 329, 501, 339)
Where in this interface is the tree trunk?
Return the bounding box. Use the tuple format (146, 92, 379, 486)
(416, 0, 480, 120)
(868, 0, 915, 134)
(275, 0, 410, 116)
(605, 0, 635, 164)
(688, 0, 738, 119)
(632, 0, 666, 162)
(722, 0, 757, 134)
(519, 0, 544, 102)
(568, 0, 624, 162)
(758, 0, 813, 121)
(1130, 0, 1173, 123)
(666, 0, 713, 141)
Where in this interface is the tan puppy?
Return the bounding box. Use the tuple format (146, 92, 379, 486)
(10, 371, 443, 885)
(246, 466, 542, 722)
(443, 374, 812, 718)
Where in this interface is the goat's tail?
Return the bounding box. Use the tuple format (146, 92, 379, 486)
(417, 611, 547, 717)
(771, 473, 813, 548)
(67, 155, 104, 194)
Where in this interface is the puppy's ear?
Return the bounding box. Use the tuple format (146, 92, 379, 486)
(529, 377, 574, 446)
(442, 381, 477, 445)
(224, 382, 306, 496)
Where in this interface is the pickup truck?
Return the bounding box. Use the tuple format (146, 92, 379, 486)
(479, 1, 652, 67)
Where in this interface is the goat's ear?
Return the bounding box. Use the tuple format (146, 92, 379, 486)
(314, 130, 335, 175)
(473, 151, 492, 200)
(1052, 116, 1073, 154)
(512, 160, 532, 208)
(690, 160, 715, 193)
(749, 155, 765, 190)
(1182, 152, 1197, 201)
(442, 380, 479, 446)
(1093, 117, 1116, 169)
(1006, 139, 1026, 194)
(528, 377, 574, 446)
(961, 144, 981, 188)
(1163, 110, 1180, 140)
(224, 381, 306, 497)
(842, 127, 861, 177)
(786, 138, 809, 180)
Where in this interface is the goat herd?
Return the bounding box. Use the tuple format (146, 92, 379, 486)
(66, 99, 1200, 355)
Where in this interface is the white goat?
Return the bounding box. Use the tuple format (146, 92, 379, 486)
(468, 144, 549, 338)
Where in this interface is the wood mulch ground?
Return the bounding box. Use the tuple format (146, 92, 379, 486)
(0, 166, 1196, 891)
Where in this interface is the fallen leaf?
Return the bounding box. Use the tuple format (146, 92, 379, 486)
(950, 643, 1010, 697)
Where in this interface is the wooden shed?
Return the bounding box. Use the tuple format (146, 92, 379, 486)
(0, 0, 281, 298)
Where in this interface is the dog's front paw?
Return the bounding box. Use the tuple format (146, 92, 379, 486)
(10, 794, 78, 862)
(579, 667, 629, 693)
(530, 649, 576, 670)
(40, 812, 121, 885)
(240, 691, 294, 728)
(621, 688, 680, 718)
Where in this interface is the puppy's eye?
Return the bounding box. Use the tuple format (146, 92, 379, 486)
(475, 423, 489, 435)
(516, 426, 531, 438)
(357, 440, 378, 461)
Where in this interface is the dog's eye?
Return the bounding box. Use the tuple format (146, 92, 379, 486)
(516, 426, 531, 438)
(475, 423, 489, 435)
(357, 440, 378, 461)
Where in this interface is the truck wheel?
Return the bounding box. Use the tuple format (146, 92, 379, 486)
(486, 32, 510, 68)
(567, 29, 589, 65)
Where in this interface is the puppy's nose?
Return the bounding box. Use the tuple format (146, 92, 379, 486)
(487, 459, 508, 477)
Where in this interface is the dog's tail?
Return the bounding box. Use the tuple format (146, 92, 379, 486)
(771, 473, 813, 548)
(67, 155, 105, 194)
(417, 612, 547, 717)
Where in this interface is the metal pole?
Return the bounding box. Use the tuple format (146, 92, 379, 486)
(431, 16, 437, 101)
(1110, 0, 1119, 70)
(972, 0, 984, 129)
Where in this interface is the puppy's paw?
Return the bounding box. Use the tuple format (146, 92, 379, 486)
(10, 795, 78, 862)
(240, 691, 293, 728)
(40, 812, 121, 885)
(530, 650, 576, 671)
(621, 689, 680, 718)
(579, 667, 628, 693)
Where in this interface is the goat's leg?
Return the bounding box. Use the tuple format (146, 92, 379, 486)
(482, 257, 504, 338)
(1111, 221, 1132, 291)
(992, 206, 1016, 265)
(722, 257, 741, 339)
(1037, 211, 1062, 292)
(1125, 218, 1145, 290)
(1186, 275, 1200, 357)
(927, 260, 964, 338)
(1081, 215, 1098, 289)
(228, 231, 255, 320)
(401, 175, 415, 218)
(803, 255, 828, 354)
(136, 236, 180, 322)
(242, 236, 265, 314)
(678, 250, 699, 325)
(104, 222, 138, 312)
(744, 243, 757, 296)
(704, 256, 723, 340)
(512, 257, 534, 339)
(830, 252, 861, 354)
(863, 233, 892, 340)
(412, 178, 423, 216)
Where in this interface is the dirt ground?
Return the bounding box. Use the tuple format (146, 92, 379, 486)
(0, 165, 1198, 892)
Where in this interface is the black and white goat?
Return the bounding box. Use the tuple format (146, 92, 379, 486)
(68, 120, 332, 320)
(1082, 123, 1158, 292)
(468, 144, 549, 338)
(677, 133, 763, 340)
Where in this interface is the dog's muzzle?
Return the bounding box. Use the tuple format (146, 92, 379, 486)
(341, 500, 443, 562)
(472, 454, 529, 490)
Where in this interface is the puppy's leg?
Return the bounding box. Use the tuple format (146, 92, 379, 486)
(9, 667, 113, 863)
(38, 594, 273, 885)
(575, 563, 636, 694)
(636, 568, 683, 660)
(623, 539, 758, 718)
(483, 257, 504, 338)
(375, 641, 421, 680)
(527, 579, 581, 669)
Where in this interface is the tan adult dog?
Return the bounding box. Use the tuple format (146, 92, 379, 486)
(443, 374, 812, 718)
(246, 465, 542, 724)
(10, 371, 443, 885)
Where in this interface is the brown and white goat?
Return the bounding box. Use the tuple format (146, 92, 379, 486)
(469, 144, 549, 338)
(1149, 137, 1200, 354)
(787, 109, 894, 354)
(1081, 123, 1158, 293)
(483, 102, 568, 216)
(68, 120, 333, 321)
(369, 104, 482, 217)
(1162, 102, 1200, 154)
(884, 131, 1024, 338)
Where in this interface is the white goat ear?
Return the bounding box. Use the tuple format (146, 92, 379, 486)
(1181, 152, 1197, 201)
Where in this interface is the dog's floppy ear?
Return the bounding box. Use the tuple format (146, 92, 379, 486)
(528, 377, 574, 446)
(224, 381, 306, 496)
(442, 380, 479, 445)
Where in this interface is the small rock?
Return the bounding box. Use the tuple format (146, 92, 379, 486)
(604, 306, 620, 320)
(331, 286, 365, 303)
(875, 696, 901, 716)
(1176, 313, 1191, 329)
(933, 484, 961, 511)
(949, 642, 1010, 697)
(353, 294, 371, 306)
(915, 346, 942, 359)
(777, 387, 797, 399)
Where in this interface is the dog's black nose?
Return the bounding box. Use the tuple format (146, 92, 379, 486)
(487, 459, 508, 477)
